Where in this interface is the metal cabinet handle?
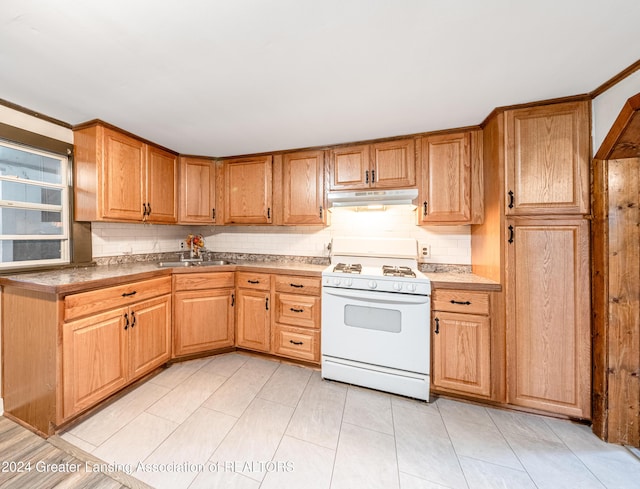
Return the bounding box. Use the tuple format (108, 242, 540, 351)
(131, 311, 136, 328)
(450, 300, 471, 305)
(124, 313, 129, 330)
(231, 293, 235, 307)
(122, 291, 137, 297)
(423, 201, 428, 216)
(365, 170, 369, 184)
(289, 283, 304, 288)
(248, 280, 260, 284)
(289, 340, 304, 346)
(508, 225, 514, 244)
(147, 202, 151, 215)
(319, 206, 323, 218)
(434, 317, 440, 334)
(371, 169, 375, 183)
(265, 297, 269, 310)
(142, 203, 148, 217)
(267, 207, 271, 219)
(212, 208, 216, 220)
(508, 190, 514, 209)
(290, 307, 304, 313)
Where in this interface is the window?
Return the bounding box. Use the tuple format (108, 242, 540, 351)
(0, 139, 70, 269)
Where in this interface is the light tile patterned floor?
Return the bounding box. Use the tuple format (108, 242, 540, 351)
(61, 353, 640, 489)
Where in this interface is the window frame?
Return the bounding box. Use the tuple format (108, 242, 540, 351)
(0, 138, 71, 269)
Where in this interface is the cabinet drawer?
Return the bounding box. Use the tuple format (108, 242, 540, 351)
(235, 272, 271, 290)
(274, 275, 321, 295)
(174, 272, 235, 291)
(275, 293, 320, 329)
(65, 276, 172, 321)
(273, 325, 320, 363)
(432, 290, 489, 315)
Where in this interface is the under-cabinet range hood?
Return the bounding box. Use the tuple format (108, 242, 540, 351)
(327, 188, 418, 209)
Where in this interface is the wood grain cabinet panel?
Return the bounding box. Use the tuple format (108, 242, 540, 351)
(432, 311, 491, 398)
(506, 217, 591, 418)
(146, 146, 178, 223)
(128, 295, 172, 379)
(328, 145, 370, 190)
(505, 101, 590, 215)
(282, 150, 325, 224)
(273, 325, 320, 363)
(236, 288, 271, 352)
(178, 156, 217, 224)
(223, 155, 273, 224)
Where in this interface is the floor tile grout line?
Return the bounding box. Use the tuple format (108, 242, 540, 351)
(389, 392, 402, 489)
(437, 399, 473, 489)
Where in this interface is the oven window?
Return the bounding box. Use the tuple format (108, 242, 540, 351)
(344, 305, 401, 333)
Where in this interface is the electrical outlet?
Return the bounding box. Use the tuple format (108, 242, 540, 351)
(418, 242, 431, 261)
(179, 240, 185, 250)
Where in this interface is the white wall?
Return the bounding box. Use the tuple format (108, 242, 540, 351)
(592, 70, 640, 156)
(0, 105, 73, 411)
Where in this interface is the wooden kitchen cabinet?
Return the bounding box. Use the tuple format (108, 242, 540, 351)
(62, 278, 171, 420)
(73, 121, 178, 223)
(506, 217, 591, 418)
(418, 130, 483, 225)
(173, 272, 235, 357)
(223, 155, 273, 224)
(272, 275, 322, 363)
(505, 101, 590, 215)
(431, 289, 491, 398)
(281, 150, 326, 225)
(328, 139, 415, 190)
(178, 156, 217, 224)
(235, 272, 272, 352)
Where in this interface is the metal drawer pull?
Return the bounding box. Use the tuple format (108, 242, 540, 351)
(289, 340, 304, 346)
(434, 317, 439, 334)
(122, 291, 137, 297)
(508, 225, 514, 244)
(124, 313, 129, 330)
(131, 311, 136, 328)
(290, 307, 304, 313)
(423, 201, 428, 216)
(289, 283, 304, 288)
(365, 170, 369, 184)
(450, 300, 471, 305)
(508, 190, 514, 209)
(266, 297, 269, 310)
(248, 280, 260, 284)
(371, 169, 375, 183)
(231, 293, 235, 307)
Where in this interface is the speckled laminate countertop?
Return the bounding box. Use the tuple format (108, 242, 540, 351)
(0, 261, 499, 295)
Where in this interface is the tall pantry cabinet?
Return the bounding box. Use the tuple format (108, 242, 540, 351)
(473, 100, 591, 419)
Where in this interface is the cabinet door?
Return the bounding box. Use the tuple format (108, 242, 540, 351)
(179, 156, 217, 223)
(328, 145, 370, 190)
(102, 128, 146, 220)
(223, 156, 273, 224)
(432, 311, 491, 397)
(236, 288, 271, 352)
(146, 146, 178, 223)
(371, 139, 416, 188)
(174, 288, 235, 357)
(129, 295, 171, 380)
(506, 217, 590, 418)
(419, 133, 471, 223)
(62, 308, 128, 419)
(505, 101, 590, 215)
(283, 150, 325, 225)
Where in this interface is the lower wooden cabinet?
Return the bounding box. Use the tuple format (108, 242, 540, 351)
(173, 272, 235, 357)
(431, 289, 492, 399)
(62, 293, 171, 420)
(236, 288, 271, 352)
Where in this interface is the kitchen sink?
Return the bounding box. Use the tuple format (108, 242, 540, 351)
(157, 260, 234, 268)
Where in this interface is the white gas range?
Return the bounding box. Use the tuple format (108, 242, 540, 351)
(321, 237, 431, 401)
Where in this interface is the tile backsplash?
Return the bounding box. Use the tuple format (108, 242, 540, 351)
(91, 206, 471, 265)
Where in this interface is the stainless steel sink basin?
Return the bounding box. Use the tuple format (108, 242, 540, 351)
(157, 260, 234, 268)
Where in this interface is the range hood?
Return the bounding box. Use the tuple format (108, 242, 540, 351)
(327, 188, 418, 208)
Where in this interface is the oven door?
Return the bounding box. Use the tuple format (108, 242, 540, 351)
(321, 286, 430, 374)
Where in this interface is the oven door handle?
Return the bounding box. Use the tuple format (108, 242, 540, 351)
(322, 287, 430, 305)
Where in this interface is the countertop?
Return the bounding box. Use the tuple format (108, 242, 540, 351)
(0, 261, 500, 295)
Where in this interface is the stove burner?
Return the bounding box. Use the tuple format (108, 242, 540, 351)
(382, 265, 416, 278)
(333, 263, 362, 274)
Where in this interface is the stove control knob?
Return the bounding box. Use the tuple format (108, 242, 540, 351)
(332, 278, 342, 286)
(368, 280, 377, 289)
(406, 283, 417, 292)
(393, 282, 402, 291)
(344, 278, 353, 287)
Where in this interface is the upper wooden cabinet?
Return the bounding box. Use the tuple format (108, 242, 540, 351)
(418, 130, 483, 225)
(281, 150, 325, 225)
(223, 155, 273, 224)
(74, 122, 178, 223)
(505, 101, 590, 215)
(178, 156, 217, 224)
(328, 138, 416, 190)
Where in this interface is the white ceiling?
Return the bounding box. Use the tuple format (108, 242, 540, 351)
(1, 0, 639, 157)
